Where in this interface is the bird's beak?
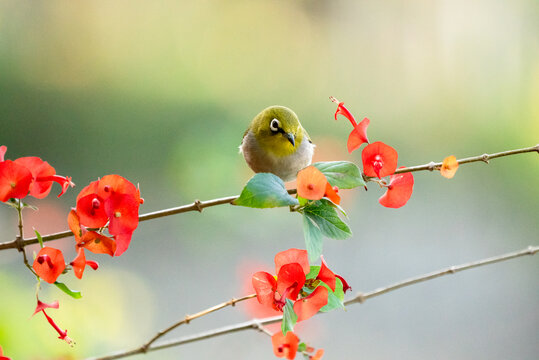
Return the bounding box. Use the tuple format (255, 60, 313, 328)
(285, 132, 295, 147)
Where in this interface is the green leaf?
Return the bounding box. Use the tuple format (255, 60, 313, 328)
(233, 173, 299, 208)
(34, 230, 44, 248)
(302, 200, 352, 240)
(22, 202, 38, 211)
(313, 161, 365, 189)
(305, 265, 321, 280)
(303, 215, 324, 263)
(54, 281, 82, 299)
(319, 278, 345, 312)
(281, 298, 298, 334)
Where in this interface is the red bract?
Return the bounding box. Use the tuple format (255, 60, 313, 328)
(336, 274, 352, 293)
(331, 97, 370, 153)
(70, 248, 99, 279)
(316, 256, 336, 291)
(32, 247, 65, 284)
(105, 193, 140, 235)
(32, 298, 59, 316)
(293, 286, 328, 321)
(362, 141, 398, 179)
(275, 249, 310, 275)
(0, 160, 33, 202)
(272, 331, 299, 359)
(378, 168, 414, 208)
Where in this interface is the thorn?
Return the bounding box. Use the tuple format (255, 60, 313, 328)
(448, 266, 456, 274)
(427, 161, 436, 171)
(355, 293, 366, 303)
(481, 154, 490, 164)
(184, 315, 191, 324)
(193, 200, 203, 213)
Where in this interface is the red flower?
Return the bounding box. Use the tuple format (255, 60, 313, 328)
(68, 209, 117, 256)
(378, 168, 414, 208)
(331, 97, 370, 153)
(0, 147, 73, 201)
(362, 141, 398, 179)
(0, 160, 33, 202)
(70, 248, 99, 279)
(32, 247, 65, 284)
(14, 157, 74, 199)
(252, 249, 330, 322)
(74, 175, 142, 256)
(272, 331, 299, 359)
(41, 310, 73, 345)
(76, 180, 108, 228)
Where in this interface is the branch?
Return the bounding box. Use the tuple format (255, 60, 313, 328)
(392, 144, 538, 175)
(1, 144, 536, 251)
(89, 245, 539, 360)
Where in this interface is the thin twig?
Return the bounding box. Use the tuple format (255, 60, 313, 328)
(1, 144, 536, 252)
(139, 294, 256, 353)
(89, 245, 539, 360)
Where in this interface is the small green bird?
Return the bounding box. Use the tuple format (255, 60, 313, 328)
(240, 105, 314, 182)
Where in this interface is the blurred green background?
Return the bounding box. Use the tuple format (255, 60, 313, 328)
(0, 0, 537, 359)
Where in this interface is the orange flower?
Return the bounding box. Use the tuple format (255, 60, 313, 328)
(297, 167, 327, 200)
(440, 155, 459, 179)
(310, 349, 324, 359)
(272, 331, 299, 359)
(32, 247, 65, 284)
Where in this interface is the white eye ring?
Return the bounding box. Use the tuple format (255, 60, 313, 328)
(270, 118, 280, 132)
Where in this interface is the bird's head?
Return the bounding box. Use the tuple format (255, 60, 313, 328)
(250, 106, 305, 157)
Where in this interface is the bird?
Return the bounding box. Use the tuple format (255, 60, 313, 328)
(240, 105, 314, 182)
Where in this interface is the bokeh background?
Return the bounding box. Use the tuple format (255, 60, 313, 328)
(0, 0, 537, 359)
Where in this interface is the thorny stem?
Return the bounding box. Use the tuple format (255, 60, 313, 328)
(0, 144, 536, 252)
(139, 294, 256, 353)
(89, 245, 538, 360)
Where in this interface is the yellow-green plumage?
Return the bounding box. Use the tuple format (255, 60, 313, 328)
(240, 106, 314, 181)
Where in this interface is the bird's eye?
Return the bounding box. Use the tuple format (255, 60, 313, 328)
(270, 118, 280, 132)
